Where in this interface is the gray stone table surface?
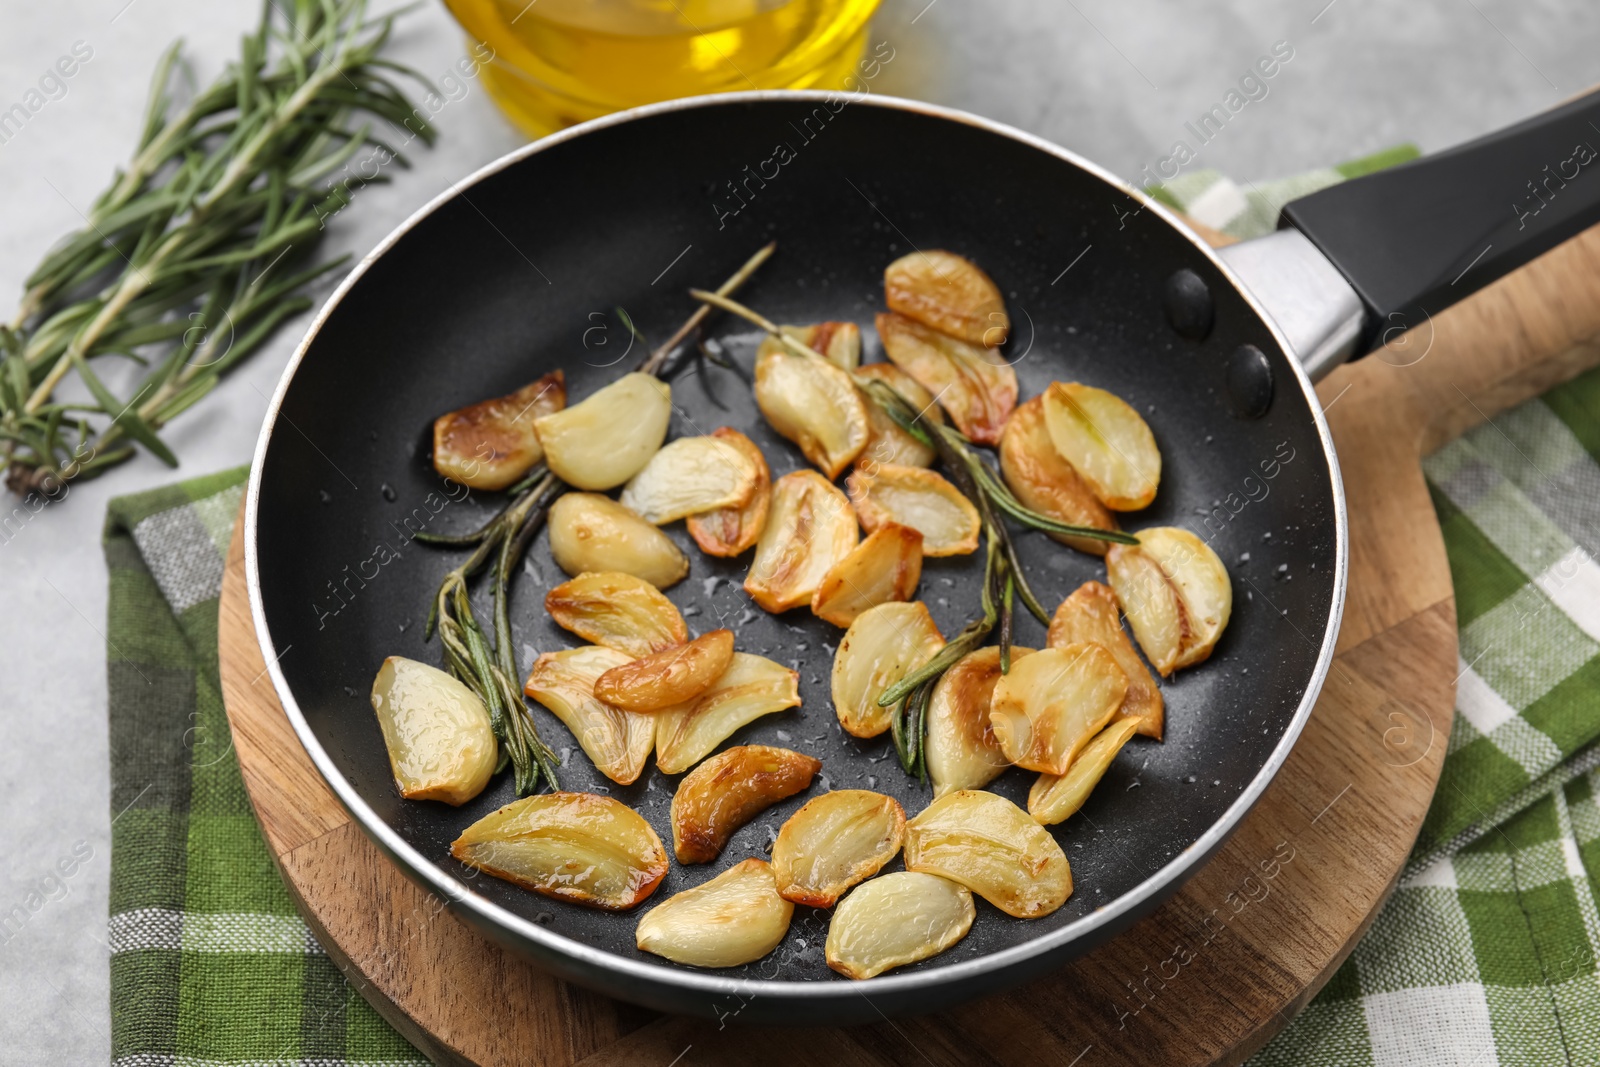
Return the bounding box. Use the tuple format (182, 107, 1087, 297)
(2, 0, 1596, 1061)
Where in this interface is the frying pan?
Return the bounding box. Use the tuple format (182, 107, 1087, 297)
(245, 90, 1600, 1024)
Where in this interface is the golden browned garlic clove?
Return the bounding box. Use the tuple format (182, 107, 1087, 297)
(852, 363, 940, 469)
(925, 645, 1035, 797)
(876, 311, 1017, 445)
(1106, 527, 1232, 675)
(686, 428, 772, 558)
(593, 628, 735, 712)
(635, 858, 794, 967)
(654, 653, 802, 774)
(846, 463, 981, 557)
(523, 646, 655, 785)
(544, 571, 687, 657)
(1041, 381, 1161, 511)
(884, 250, 1009, 346)
(760, 321, 863, 371)
(754, 345, 870, 478)
(771, 790, 906, 907)
(1029, 718, 1142, 826)
(831, 601, 944, 738)
(619, 436, 760, 525)
(826, 872, 975, 980)
(903, 789, 1072, 918)
(370, 656, 497, 805)
(671, 745, 821, 864)
(451, 792, 668, 910)
(1104, 543, 1182, 675)
(989, 643, 1128, 775)
(534, 372, 672, 490)
(744, 470, 859, 613)
(1048, 580, 1164, 739)
(548, 493, 690, 589)
(810, 523, 924, 628)
(432, 370, 565, 491)
(998, 395, 1119, 555)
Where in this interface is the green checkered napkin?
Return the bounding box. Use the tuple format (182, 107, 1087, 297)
(105, 467, 425, 1065)
(104, 151, 1600, 1066)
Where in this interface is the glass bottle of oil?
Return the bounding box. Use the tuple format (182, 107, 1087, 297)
(441, 0, 882, 137)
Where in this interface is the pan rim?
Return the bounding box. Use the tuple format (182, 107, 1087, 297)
(245, 89, 1348, 1005)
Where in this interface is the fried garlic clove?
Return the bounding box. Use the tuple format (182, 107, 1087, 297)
(593, 629, 735, 712)
(619, 436, 760, 524)
(1048, 580, 1163, 739)
(852, 363, 939, 469)
(451, 792, 667, 910)
(653, 653, 802, 774)
(846, 463, 980, 557)
(635, 858, 793, 968)
(548, 493, 690, 589)
(831, 600, 944, 738)
(754, 346, 870, 479)
(826, 872, 975, 980)
(989, 643, 1128, 775)
(1106, 527, 1232, 675)
(998, 395, 1119, 555)
(535, 372, 672, 490)
(544, 571, 687, 658)
(771, 790, 906, 907)
(687, 428, 772, 558)
(903, 789, 1072, 918)
(884, 250, 1009, 347)
(810, 523, 924, 628)
(1041, 381, 1161, 511)
(925, 645, 1035, 798)
(370, 656, 497, 805)
(671, 745, 821, 864)
(744, 470, 858, 613)
(432, 370, 565, 491)
(523, 646, 655, 785)
(760, 321, 863, 371)
(876, 311, 1017, 445)
(1104, 542, 1183, 675)
(1029, 718, 1142, 826)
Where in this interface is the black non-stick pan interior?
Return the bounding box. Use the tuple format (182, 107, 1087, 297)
(252, 95, 1340, 1015)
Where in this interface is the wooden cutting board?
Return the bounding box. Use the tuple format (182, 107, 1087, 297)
(218, 219, 1600, 1066)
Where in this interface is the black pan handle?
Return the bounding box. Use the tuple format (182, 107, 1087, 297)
(1280, 88, 1600, 353)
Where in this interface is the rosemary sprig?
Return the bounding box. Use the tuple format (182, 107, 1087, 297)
(426, 470, 565, 795)
(638, 242, 774, 377)
(1, 0, 434, 494)
(687, 288, 1137, 778)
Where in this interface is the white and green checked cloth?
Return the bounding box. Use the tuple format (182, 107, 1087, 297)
(1156, 154, 1600, 1066)
(106, 149, 1600, 1065)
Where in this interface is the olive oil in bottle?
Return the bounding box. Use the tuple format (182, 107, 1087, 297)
(442, 0, 882, 136)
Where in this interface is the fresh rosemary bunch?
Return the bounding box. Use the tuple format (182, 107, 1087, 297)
(0, 0, 434, 494)
(424, 469, 566, 795)
(688, 288, 1137, 779)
